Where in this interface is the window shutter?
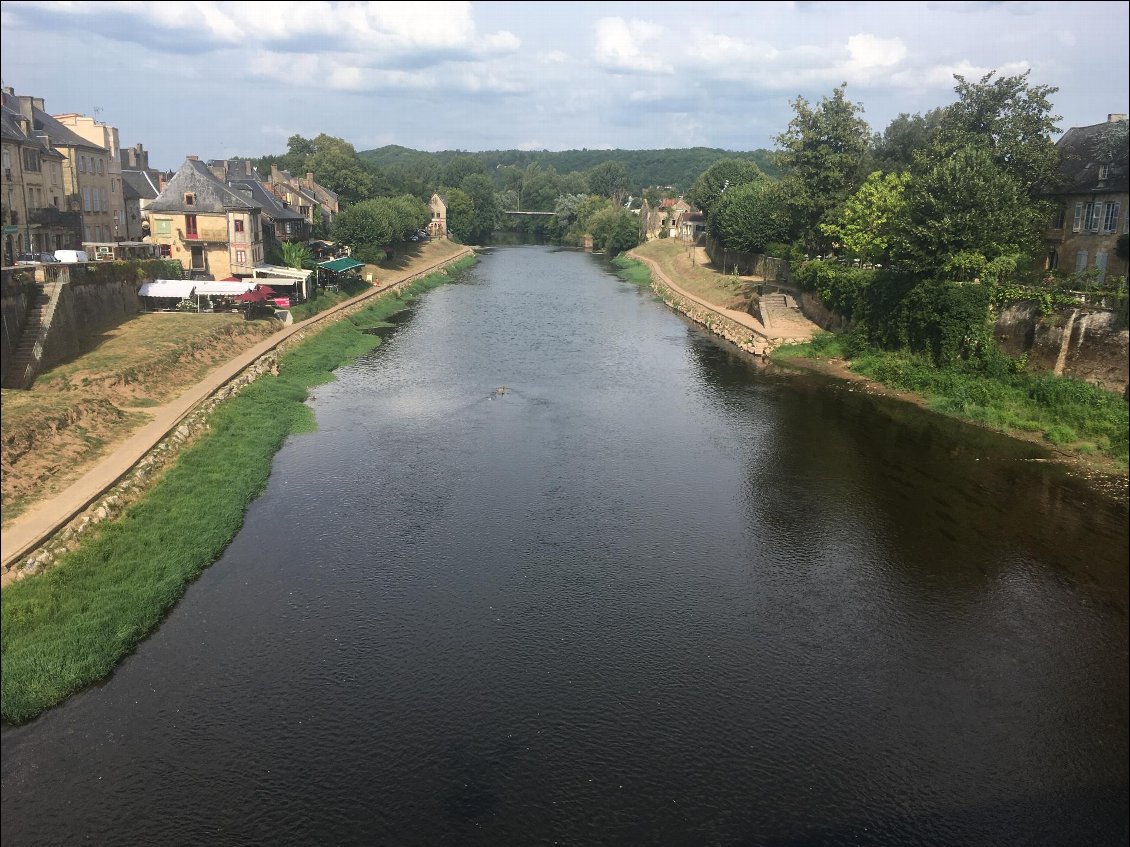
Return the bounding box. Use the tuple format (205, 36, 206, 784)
(1074, 250, 1088, 272)
(1091, 202, 1103, 232)
(1072, 203, 1083, 232)
(1105, 202, 1120, 234)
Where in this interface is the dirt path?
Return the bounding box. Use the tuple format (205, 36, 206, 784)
(630, 249, 819, 342)
(1, 244, 473, 580)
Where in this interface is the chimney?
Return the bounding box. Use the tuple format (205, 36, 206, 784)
(305, 171, 314, 189)
(17, 95, 36, 121)
(186, 154, 199, 161)
(209, 160, 226, 181)
(1108, 113, 1128, 123)
(271, 164, 282, 182)
(32, 98, 45, 112)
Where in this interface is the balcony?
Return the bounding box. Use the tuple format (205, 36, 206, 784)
(182, 228, 229, 244)
(29, 207, 81, 228)
(1045, 227, 1066, 243)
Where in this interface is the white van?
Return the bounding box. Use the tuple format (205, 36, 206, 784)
(54, 249, 89, 263)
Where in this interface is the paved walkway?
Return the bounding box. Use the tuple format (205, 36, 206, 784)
(1, 246, 473, 578)
(630, 250, 819, 342)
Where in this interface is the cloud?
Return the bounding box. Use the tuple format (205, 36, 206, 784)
(924, 59, 1031, 87)
(593, 17, 668, 73)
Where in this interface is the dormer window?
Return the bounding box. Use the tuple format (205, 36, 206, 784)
(184, 192, 195, 206)
(1098, 164, 1110, 180)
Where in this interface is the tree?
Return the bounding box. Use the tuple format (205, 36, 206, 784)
(280, 241, 313, 270)
(820, 171, 909, 263)
(871, 110, 944, 172)
(460, 173, 500, 243)
(930, 70, 1061, 196)
(686, 159, 766, 221)
(554, 193, 589, 226)
(331, 195, 430, 262)
(444, 188, 475, 243)
(892, 146, 1041, 280)
(442, 156, 487, 189)
(587, 206, 639, 255)
(585, 161, 631, 204)
(774, 84, 871, 252)
(709, 181, 789, 255)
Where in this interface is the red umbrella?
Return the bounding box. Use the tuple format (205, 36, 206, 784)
(237, 285, 276, 303)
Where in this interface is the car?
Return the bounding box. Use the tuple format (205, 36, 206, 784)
(54, 249, 89, 263)
(15, 252, 61, 264)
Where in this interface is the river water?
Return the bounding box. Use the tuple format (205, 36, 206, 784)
(2, 246, 1127, 845)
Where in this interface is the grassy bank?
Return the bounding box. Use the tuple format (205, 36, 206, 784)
(775, 333, 1129, 469)
(0, 257, 474, 724)
(611, 255, 653, 286)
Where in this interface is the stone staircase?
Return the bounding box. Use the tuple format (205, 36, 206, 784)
(4, 280, 61, 389)
(758, 291, 818, 342)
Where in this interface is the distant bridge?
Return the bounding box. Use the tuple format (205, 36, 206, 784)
(500, 210, 555, 217)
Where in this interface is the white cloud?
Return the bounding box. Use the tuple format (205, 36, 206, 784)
(593, 17, 668, 73)
(924, 59, 1031, 87)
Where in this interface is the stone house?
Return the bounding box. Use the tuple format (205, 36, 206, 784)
(1045, 114, 1128, 281)
(120, 144, 164, 242)
(1, 88, 81, 259)
(53, 112, 128, 244)
(209, 159, 309, 243)
(428, 192, 447, 238)
(147, 157, 264, 279)
(266, 165, 339, 232)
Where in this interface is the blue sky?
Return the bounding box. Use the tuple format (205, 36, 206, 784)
(2, 1, 1127, 170)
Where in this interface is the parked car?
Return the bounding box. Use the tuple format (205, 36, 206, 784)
(54, 249, 89, 263)
(16, 252, 60, 264)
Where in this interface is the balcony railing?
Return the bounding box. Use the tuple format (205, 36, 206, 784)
(182, 228, 229, 244)
(29, 207, 80, 227)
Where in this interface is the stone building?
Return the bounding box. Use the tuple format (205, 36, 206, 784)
(428, 192, 447, 238)
(1045, 114, 1129, 281)
(147, 157, 264, 279)
(53, 111, 127, 245)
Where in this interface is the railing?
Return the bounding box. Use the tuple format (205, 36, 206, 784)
(29, 207, 80, 227)
(182, 228, 229, 243)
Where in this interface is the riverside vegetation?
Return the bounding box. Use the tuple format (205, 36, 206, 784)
(0, 257, 475, 724)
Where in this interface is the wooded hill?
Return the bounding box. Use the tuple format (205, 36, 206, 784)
(358, 145, 780, 192)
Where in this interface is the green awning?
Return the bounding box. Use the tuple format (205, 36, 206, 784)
(318, 258, 364, 273)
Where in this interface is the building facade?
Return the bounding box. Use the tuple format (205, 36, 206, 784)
(53, 112, 127, 244)
(1045, 114, 1129, 281)
(428, 192, 447, 238)
(148, 157, 264, 279)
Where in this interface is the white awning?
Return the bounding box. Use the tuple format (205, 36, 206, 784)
(252, 265, 312, 281)
(138, 279, 195, 299)
(195, 280, 257, 296)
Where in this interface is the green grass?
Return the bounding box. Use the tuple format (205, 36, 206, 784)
(0, 258, 474, 724)
(611, 255, 653, 287)
(777, 333, 1129, 467)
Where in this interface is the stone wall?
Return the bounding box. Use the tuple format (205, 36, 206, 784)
(995, 301, 1129, 396)
(704, 237, 792, 284)
(798, 291, 854, 333)
(0, 268, 38, 384)
(39, 265, 142, 367)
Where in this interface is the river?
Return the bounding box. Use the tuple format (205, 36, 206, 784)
(2, 245, 1127, 845)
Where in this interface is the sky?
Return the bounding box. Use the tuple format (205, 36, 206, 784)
(1, 1, 1127, 170)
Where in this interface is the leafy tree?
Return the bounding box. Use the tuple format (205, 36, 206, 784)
(872, 110, 944, 172)
(892, 146, 1041, 280)
(442, 156, 487, 189)
(686, 158, 766, 221)
(280, 241, 313, 270)
(557, 171, 590, 196)
(521, 165, 562, 212)
(709, 181, 789, 254)
(554, 193, 589, 226)
(775, 84, 871, 252)
(930, 70, 1061, 195)
(444, 188, 475, 243)
(331, 195, 430, 261)
(1092, 119, 1129, 164)
(460, 173, 500, 243)
(587, 206, 639, 255)
(586, 161, 631, 204)
(820, 171, 909, 263)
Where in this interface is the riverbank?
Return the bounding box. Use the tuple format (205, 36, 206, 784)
(616, 253, 1127, 488)
(1, 256, 475, 724)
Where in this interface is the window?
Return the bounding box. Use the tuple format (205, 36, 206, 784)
(184, 193, 195, 206)
(1075, 250, 1088, 272)
(1072, 202, 1083, 232)
(160, 244, 172, 258)
(234, 219, 244, 233)
(235, 249, 247, 264)
(190, 246, 205, 269)
(97, 159, 104, 175)
(101, 188, 107, 211)
(185, 214, 198, 238)
(111, 179, 116, 193)
(1095, 251, 1107, 281)
(22, 148, 40, 172)
(1098, 164, 1109, 180)
(80, 155, 87, 173)
(1050, 205, 1066, 229)
(154, 218, 172, 235)
(83, 187, 91, 212)
(1103, 202, 1120, 234)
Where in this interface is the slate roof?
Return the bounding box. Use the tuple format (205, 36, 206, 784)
(148, 158, 258, 214)
(1053, 121, 1129, 195)
(121, 169, 161, 201)
(0, 101, 66, 160)
(228, 179, 305, 221)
